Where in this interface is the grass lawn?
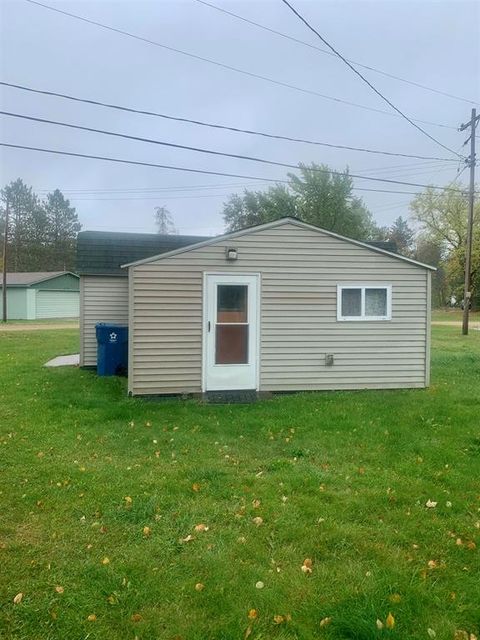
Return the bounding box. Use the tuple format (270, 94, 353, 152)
(0, 328, 479, 640)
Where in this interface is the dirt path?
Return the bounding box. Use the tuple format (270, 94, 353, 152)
(0, 322, 79, 332)
(432, 321, 480, 328)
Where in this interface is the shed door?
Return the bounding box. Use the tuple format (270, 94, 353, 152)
(36, 291, 80, 319)
(204, 274, 259, 391)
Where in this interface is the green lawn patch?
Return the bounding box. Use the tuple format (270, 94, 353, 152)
(0, 328, 479, 639)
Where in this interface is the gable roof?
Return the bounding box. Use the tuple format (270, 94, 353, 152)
(76, 230, 210, 276)
(123, 217, 435, 271)
(0, 271, 78, 287)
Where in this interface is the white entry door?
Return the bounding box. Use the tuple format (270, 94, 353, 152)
(204, 274, 259, 391)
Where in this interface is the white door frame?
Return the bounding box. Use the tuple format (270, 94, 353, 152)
(202, 272, 260, 392)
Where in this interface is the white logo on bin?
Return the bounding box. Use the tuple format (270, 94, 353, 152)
(109, 332, 118, 343)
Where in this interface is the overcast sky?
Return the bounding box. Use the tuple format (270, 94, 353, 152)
(1, 0, 479, 236)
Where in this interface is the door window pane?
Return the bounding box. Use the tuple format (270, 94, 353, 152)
(216, 325, 248, 364)
(365, 288, 387, 316)
(341, 288, 361, 317)
(217, 285, 247, 323)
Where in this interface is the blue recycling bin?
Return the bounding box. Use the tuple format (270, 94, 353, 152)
(96, 323, 128, 376)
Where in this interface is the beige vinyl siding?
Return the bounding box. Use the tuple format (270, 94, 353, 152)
(80, 276, 129, 367)
(129, 223, 429, 395)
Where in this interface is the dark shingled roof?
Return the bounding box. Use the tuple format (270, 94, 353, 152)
(76, 230, 210, 276)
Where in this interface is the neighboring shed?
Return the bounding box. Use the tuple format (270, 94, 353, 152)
(0, 272, 79, 320)
(123, 218, 434, 396)
(76, 231, 208, 366)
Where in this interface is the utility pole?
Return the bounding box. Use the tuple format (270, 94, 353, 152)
(459, 108, 478, 335)
(2, 198, 9, 323)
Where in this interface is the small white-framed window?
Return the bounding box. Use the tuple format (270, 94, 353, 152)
(337, 284, 392, 321)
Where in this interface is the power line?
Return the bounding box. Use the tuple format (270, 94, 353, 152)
(33, 163, 451, 195)
(0, 111, 462, 189)
(279, 0, 463, 159)
(1, 141, 471, 193)
(194, 0, 478, 107)
(0, 81, 460, 162)
(22, 0, 458, 131)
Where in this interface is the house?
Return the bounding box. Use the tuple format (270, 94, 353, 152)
(76, 230, 209, 367)
(0, 272, 79, 320)
(78, 218, 434, 396)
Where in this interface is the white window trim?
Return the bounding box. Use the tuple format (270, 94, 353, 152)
(337, 284, 392, 321)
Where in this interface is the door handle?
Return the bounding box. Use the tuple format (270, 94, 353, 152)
(207, 321, 211, 332)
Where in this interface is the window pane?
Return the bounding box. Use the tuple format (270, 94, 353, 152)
(217, 285, 247, 323)
(365, 288, 387, 316)
(341, 288, 361, 316)
(215, 325, 248, 364)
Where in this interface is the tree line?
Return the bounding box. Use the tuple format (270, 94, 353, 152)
(0, 179, 81, 272)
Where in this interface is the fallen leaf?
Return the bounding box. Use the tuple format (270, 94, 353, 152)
(376, 619, 384, 630)
(13, 593, 23, 605)
(301, 564, 312, 575)
(273, 615, 285, 624)
(425, 499, 437, 508)
(389, 593, 401, 603)
(386, 612, 395, 629)
(427, 629, 436, 638)
(192, 483, 201, 492)
(101, 557, 110, 565)
(248, 609, 258, 620)
(244, 625, 252, 639)
(195, 583, 205, 591)
(320, 616, 332, 627)
(181, 535, 194, 543)
(466, 541, 476, 550)
(107, 594, 117, 605)
(131, 613, 142, 622)
(194, 523, 209, 532)
(55, 586, 64, 594)
(454, 632, 469, 640)
(87, 614, 97, 622)
(252, 517, 263, 526)
(143, 526, 151, 537)
(124, 496, 132, 506)
(427, 560, 437, 569)
(255, 581, 264, 589)
(252, 499, 261, 509)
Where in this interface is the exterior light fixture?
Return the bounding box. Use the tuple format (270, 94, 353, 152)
(225, 247, 238, 261)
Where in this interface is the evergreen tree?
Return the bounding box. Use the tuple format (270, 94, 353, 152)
(43, 189, 81, 270)
(1, 179, 41, 271)
(1, 180, 82, 272)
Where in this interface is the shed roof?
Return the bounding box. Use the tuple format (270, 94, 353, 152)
(76, 230, 209, 276)
(0, 271, 78, 287)
(123, 218, 435, 271)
